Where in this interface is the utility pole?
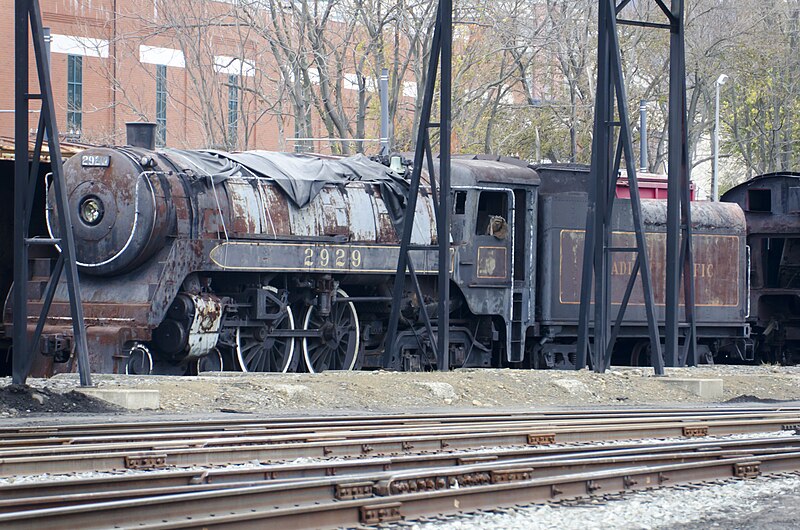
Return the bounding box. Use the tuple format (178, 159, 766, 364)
(640, 100, 648, 171)
(712, 74, 728, 202)
(379, 68, 390, 155)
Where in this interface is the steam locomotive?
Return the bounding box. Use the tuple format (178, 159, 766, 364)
(723, 173, 800, 364)
(3, 132, 751, 375)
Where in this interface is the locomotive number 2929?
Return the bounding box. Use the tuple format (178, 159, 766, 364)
(81, 154, 111, 167)
(303, 248, 362, 269)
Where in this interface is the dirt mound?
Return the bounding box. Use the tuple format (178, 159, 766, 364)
(724, 394, 791, 404)
(0, 385, 121, 416)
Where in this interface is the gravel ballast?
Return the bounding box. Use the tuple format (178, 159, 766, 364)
(3, 365, 800, 529)
(3, 365, 800, 417)
(407, 474, 800, 530)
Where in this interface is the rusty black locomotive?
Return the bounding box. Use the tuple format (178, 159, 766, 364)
(3, 136, 751, 375)
(722, 173, 800, 364)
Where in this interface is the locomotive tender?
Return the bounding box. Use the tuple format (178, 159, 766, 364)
(3, 139, 751, 375)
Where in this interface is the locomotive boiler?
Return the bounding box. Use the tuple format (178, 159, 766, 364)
(3, 134, 751, 376)
(21, 137, 445, 375)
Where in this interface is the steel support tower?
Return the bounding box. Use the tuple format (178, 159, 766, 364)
(383, 0, 452, 371)
(13, 0, 92, 386)
(576, 0, 696, 374)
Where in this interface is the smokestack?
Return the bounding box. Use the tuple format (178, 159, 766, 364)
(379, 68, 390, 155)
(125, 122, 157, 150)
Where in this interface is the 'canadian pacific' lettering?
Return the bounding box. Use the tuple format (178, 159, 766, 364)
(611, 260, 714, 278)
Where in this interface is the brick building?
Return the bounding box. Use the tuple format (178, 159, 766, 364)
(0, 0, 386, 152)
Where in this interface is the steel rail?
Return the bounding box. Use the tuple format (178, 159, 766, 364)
(4, 411, 800, 456)
(2, 416, 799, 478)
(3, 448, 800, 529)
(2, 406, 798, 438)
(2, 436, 799, 513)
(2, 410, 800, 449)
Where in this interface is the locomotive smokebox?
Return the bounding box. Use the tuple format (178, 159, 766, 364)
(55, 146, 176, 275)
(126, 122, 158, 150)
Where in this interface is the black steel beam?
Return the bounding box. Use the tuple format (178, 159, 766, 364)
(577, 0, 666, 375)
(437, 0, 452, 371)
(654, 0, 674, 21)
(383, 1, 451, 371)
(12, 0, 30, 385)
(664, 1, 682, 366)
(12, 0, 92, 386)
(616, 19, 672, 30)
(608, 5, 664, 374)
(616, 0, 633, 14)
(664, 0, 695, 366)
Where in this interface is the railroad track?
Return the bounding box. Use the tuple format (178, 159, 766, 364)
(3, 408, 800, 476)
(1, 407, 800, 529)
(3, 406, 800, 441)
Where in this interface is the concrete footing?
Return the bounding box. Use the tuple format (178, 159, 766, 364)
(660, 378, 723, 399)
(77, 388, 160, 410)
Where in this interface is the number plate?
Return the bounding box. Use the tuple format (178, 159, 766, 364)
(81, 154, 110, 167)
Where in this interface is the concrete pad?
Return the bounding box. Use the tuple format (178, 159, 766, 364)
(77, 388, 160, 410)
(660, 378, 723, 399)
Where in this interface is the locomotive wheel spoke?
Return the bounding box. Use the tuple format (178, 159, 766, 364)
(236, 287, 295, 373)
(630, 341, 649, 367)
(302, 288, 360, 373)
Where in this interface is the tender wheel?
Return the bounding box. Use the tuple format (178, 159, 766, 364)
(196, 347, 224, 373)
(531, 345, 545, 369)
(236, 286, 295, 373)
(302, 288, 360, 373)
(126, 343, 153, 375)
(630, 341, 650, 367)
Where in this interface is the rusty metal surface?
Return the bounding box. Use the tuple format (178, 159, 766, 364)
(558, 231, 740, 307)
(51, 148, 177, 276)
(185, 294, 223, 359)
(221, 176, 436, 246)
(539, 194, 748, 327)
(0, 135, 89, 162)
(3, 438, 798, 514)
(4, 414, 797, 460)
(2, 411, 800, 530)
(4, 406, 787, 435)
(2, 410, 800, 477)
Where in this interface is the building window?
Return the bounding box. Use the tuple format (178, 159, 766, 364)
(155, 64, 167, 147)
(227, 74, 239, 148)
(66, 54, 83, 135)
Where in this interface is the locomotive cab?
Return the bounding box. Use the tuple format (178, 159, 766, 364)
(446, 156, 540, 365)
(723, 172, 800, 364)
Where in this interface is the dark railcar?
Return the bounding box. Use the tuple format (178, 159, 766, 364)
(532, 164, 749, 368)
(722, 173, 800, 363)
